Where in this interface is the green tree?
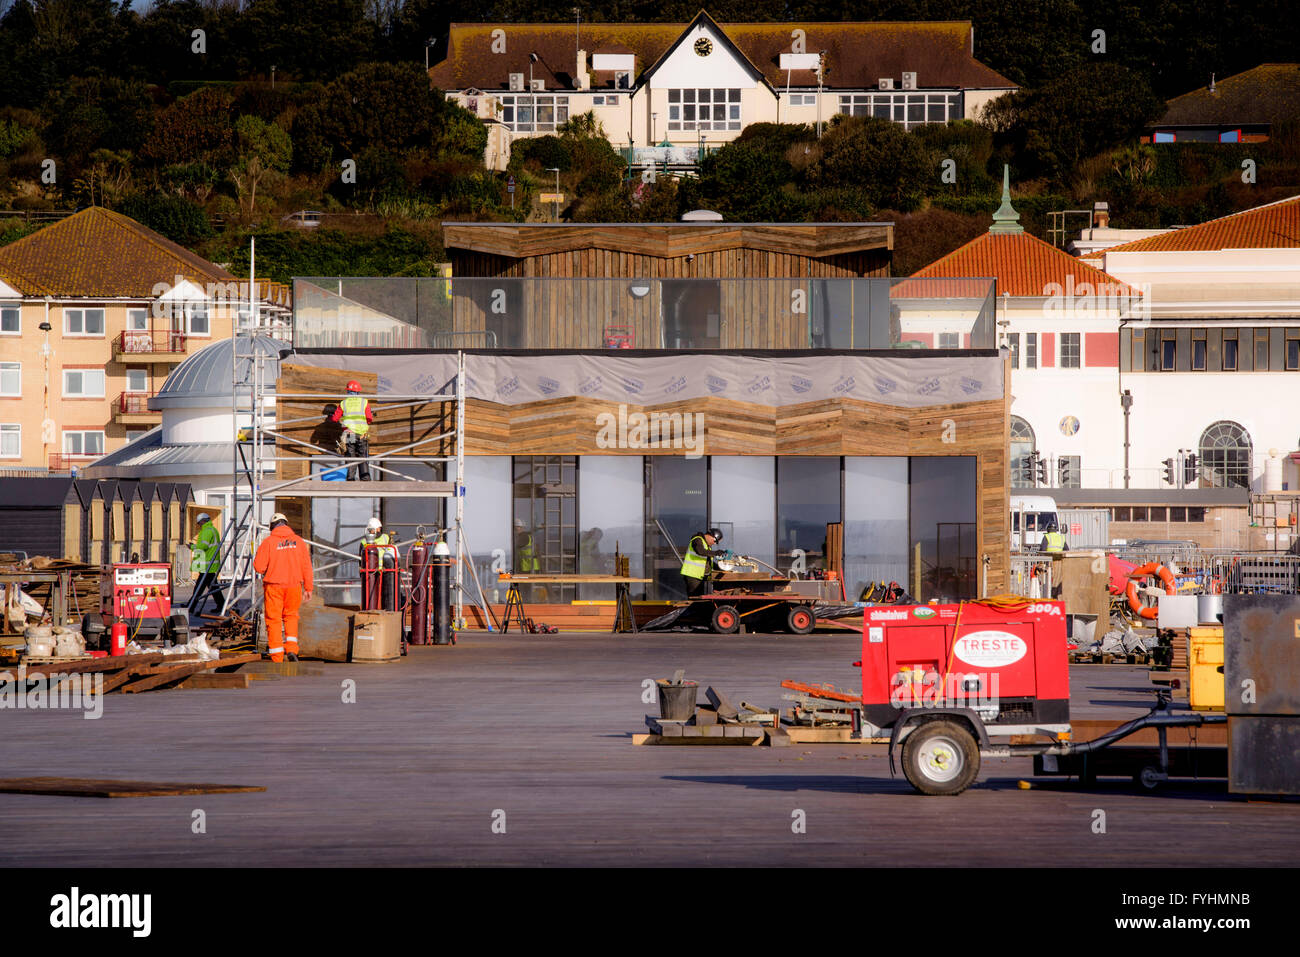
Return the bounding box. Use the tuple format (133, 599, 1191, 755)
(813, 116, 931, 212)
(229, 115, 293, 221)
(143, 87, 238, 167)
(42, 76, 153, 175)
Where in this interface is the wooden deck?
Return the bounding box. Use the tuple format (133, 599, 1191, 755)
(0, 635, 1293, 867)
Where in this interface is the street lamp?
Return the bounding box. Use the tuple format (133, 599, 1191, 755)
(546, 167, 561, 221)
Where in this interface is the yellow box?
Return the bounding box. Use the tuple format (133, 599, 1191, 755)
(1188, 626, 1224, 711)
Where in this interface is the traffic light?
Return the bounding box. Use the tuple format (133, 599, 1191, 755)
(1184, 453, 1198, 486)
(1058, 459, 1069, 485)
(1036, 453, 1048, 486)
(1020, 454, 1035, 484)
(1163, 457, 1176, 484)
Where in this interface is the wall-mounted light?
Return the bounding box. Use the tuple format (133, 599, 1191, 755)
(628, 282, 651, 299)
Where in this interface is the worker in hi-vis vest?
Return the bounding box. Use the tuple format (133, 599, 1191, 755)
(1039, 519, 1069, 555)
(680, 527, 728, 598)
(188, 512, 221, 614)
(330, 380, 374, 481)
(253, 512, 313, 662)
(514, 519, 541, 573)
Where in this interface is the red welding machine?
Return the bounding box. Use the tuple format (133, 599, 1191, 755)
(81, 562, 189, 650)
(859, 599, 1072, 794)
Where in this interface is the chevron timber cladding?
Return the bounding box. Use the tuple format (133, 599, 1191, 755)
(274, 358, 1012, 592)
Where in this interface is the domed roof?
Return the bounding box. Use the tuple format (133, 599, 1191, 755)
(151, 336, 288, 410)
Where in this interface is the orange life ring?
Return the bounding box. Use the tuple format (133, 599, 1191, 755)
(1125, 563, 1177, 618)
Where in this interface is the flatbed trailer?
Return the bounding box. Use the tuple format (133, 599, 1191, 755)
(676, 593, 821, 634)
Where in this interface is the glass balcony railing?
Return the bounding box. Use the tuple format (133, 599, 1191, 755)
(292, 276, 998, 351)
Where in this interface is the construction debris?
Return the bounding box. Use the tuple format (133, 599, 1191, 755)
(1, 651, 260, 695)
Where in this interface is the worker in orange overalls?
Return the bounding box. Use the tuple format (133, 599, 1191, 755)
(253, 512, 314, 662)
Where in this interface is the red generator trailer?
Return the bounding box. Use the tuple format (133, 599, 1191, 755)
(81, 562, 189, 650)
(856, 598, 1224, 795)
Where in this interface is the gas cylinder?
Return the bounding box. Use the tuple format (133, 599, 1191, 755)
(110, 621, 127, 656)
(432, 539, 453, 645)
(408, 534, 430, 645)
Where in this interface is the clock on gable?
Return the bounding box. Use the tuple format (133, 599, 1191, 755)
(694, 36, 713, 57)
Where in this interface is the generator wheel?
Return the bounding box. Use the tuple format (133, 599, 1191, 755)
(1134, 765, 1163, 791)
(166, 613, 190, 644)
(786, 605, 815, 635)
(710, 604, 740, 634)
(81, 612, 106, 651)
(901, 720, 980, 796)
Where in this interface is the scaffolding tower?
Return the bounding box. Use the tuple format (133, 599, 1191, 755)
(211, 248, 468, 630)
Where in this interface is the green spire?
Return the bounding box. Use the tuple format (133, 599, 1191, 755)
(989, 164, 1023, 234)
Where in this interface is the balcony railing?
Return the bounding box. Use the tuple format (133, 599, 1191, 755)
(115, 391, 160, 418)
(47, 453, 95, 471)
(115, 329, 188, 357)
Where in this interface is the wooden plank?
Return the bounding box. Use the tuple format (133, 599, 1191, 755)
(0, 777, 266, 798)
(178, 673, 251, 690)
(120, 661, 210, 693)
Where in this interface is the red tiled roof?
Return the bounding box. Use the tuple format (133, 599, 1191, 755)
(0, 207, 235, 298)
(902, 230, 1136, 297)
(1103, 194, 1300, 253)
(429, 18, 1016, 93)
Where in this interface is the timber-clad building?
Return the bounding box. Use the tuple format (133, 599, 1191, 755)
(277, 220, 1013, 618)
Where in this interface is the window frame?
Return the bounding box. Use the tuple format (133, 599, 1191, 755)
(0, 361, 19, 397)
(62, 429, 106, 457)
(62, 367, 107, 399)
(126, 308, 149, 332)
(1060, 332, 1082, 369)
(1006, 332, 1019, 369)
(124, 368, 149, 393)
(0, 305, 19, 335)
(64, 307, 106, 337)
(1192, 329, 1208, 371)
(0, 422, 18, 458)
(1286, 331, 1300, 371)
(1024, 333, 1038, 369)
(1222, 335, 1239, 371)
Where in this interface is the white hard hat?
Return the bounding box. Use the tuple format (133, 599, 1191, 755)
(366, 517, 382, 532)
(196, 512, 211, 524)
(270, 512, 287, 525)
(514, 519, 526, 529)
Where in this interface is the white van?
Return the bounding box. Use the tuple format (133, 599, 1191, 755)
(1010, 494, 1060, 552)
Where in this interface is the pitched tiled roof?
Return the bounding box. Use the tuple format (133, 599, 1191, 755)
(429, 19, 1016, 93)
(0, 206, 235, 298)
(903, 230, 1136, 297)
(1159, 63, 1300, 126)
(1103, 195, 1300, 253)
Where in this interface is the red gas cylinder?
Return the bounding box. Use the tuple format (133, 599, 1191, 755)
(110, 621, 127, 656)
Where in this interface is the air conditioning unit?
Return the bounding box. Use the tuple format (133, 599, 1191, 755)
(901, 71, 918, 90)
(509, 73, 524, 92)
(878, 78, 895, 90)
(615, 71, 632, 90)
(530, 78, 546, 92)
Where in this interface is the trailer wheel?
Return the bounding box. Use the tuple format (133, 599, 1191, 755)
(166, 613, 189, 644)
(1134, 765, 1163, 791)
(786, 605, 815, 635)
(901, 720, 980, 796)
(710, 605, 740, 634)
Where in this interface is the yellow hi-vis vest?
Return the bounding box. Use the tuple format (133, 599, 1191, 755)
(517, 533, 540, 573)
(1043, 531, 1066, 554)
(681, 535, 709, 579)
(340, 395, 370, 436)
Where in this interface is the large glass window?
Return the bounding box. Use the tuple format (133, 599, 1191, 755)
(0, 423, 18, 457)
(0, 307, 18, 334)
(1199, 421, 1252, 489)
(65, 308, 105, 336)
(710, 457, 775, 570)
(63, 369, 106, 397)
(1024, 333, 1038, 368)
(837, 92, 962, 129)
(513, 457, 577, 604)
(578, 456, 644, 599)
(910, 457, 977, 601)
(455, 456, 512, 606)
(776, 457, 840, 575)
(646, 456, 707, 599)
(0, 362, 18, 396)
(667, 88, 742, 132)
(499, 94, 570, 133)
(844, 457, 908, 600)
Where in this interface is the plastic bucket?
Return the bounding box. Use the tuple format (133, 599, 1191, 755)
(319, 462, 347, 482)
(656, 679, 698, 720)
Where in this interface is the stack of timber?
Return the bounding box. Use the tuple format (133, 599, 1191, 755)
(3, 651, 260, 694)
(637, 685, 778, 746)
(463, 600, 670, 632)
(0, 555, 102, 632)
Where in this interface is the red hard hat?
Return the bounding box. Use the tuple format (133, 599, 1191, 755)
(346, 380, 362, 393)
